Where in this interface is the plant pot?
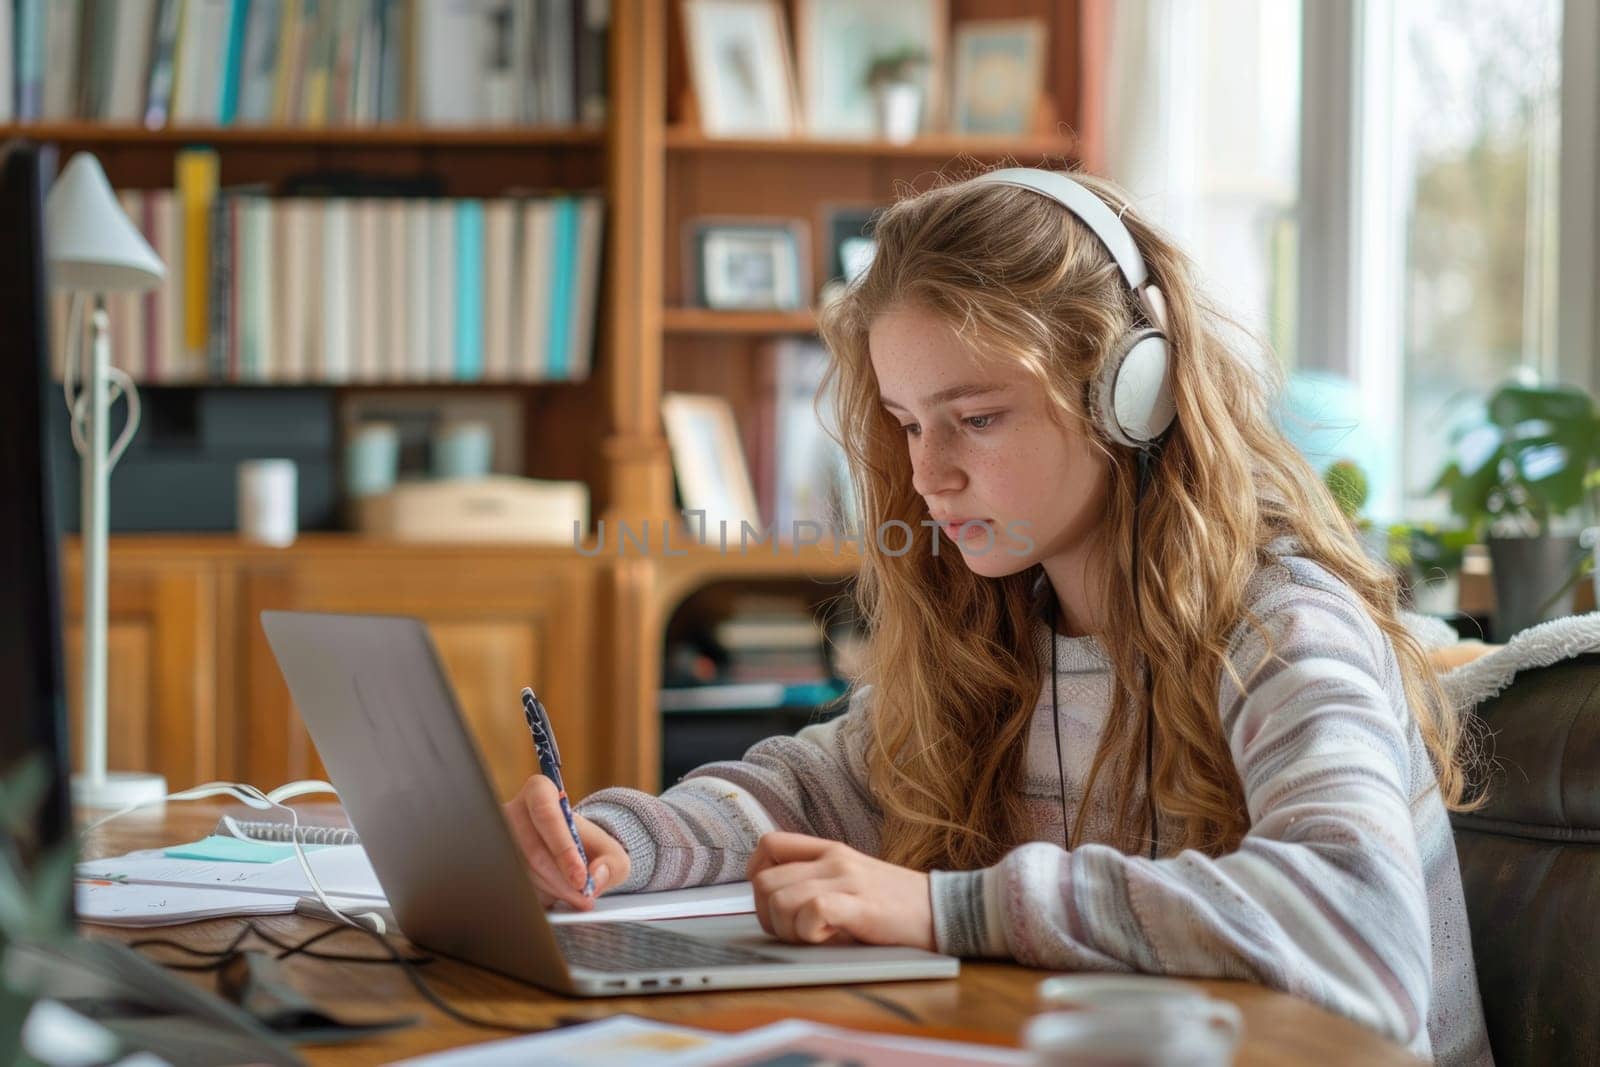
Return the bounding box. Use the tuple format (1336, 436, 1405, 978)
(1407, 569, 1459, 617)
(873, 83, 922, 143)
(1486, 534, 1584, 640)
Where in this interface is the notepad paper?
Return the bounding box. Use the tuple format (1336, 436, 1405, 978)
(164, 835, 334, 864)
(76, 845, 755, 928)
(74, 881, 301, 927)
(546, 882, 756, 925)
(77, 845, 387, 901)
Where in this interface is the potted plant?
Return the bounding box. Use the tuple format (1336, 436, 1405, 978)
(1386, 521, 1479, 616)
(1432, 382, 1600, 638)
(1323, 459, 1392, 563)
(864, 46, 929, 144)
(1, 756, 78, 1064)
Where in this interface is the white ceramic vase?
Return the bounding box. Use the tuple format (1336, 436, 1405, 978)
(873, 83, 922, 143)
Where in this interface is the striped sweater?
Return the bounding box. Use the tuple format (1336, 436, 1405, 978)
(577, 555, 1493, 1065)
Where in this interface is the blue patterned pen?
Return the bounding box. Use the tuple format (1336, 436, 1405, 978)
(521, 686, 594, 897)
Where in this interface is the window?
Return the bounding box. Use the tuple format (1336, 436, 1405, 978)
(1101, 0, 1302, 360)
(1397, 0, 1563, 520)
(1296, 0, 1589, 522)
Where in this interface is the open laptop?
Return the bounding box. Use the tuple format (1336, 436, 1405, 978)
(259, 610, 959, 996)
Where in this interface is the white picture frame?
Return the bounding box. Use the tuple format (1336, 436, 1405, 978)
(794, 0, 948, 139)
(690, 220, 810, 310)
(950, 19, 1047, 136)
(681, 0, 799, 137)
(662, 392, 763, 533)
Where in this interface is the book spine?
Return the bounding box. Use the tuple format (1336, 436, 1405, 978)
(545, 196, 578, 379)
(218, 0, 249, 124)
(406, 201, 431, 381)
(176, 148, 219, 381)
(42, 0, 83, 121)
(14, 0, 45, 121)
(566, 194, 603, 381)
(453, 199, 484, 382)
(0, 3, 11, 124)
(321, 198, 350, 382)
(576, 0, 607, 124)
(140, 195, 160, 382)
(428, 200, 455, 380)
(207, 188, 233, 380)
(144, 0, 181, 127)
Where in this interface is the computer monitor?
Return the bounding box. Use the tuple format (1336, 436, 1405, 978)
(0, 138, 73, 909)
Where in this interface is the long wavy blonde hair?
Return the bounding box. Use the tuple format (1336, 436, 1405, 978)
(817, 165, 1479, 870)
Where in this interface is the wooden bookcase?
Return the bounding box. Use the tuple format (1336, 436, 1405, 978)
(32, 0, 1089, 797)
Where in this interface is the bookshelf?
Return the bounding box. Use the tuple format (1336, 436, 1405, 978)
(40, 0, 1089, 796)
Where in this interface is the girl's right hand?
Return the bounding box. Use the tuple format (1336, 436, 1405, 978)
(502, 774, 630, 910)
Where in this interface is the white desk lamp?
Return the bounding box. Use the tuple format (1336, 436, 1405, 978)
(45, 152, 169, 809)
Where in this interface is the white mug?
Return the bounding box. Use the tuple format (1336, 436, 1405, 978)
(1029, 976, 1243, 1066)
(1024, 1003, 1242, 1067)
(237, 459, 298, 547)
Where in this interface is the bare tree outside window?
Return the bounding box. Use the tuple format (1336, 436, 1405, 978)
(1400, 0, 1562, 512)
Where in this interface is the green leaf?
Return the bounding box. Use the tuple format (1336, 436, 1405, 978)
(0, 757, 50, 839)
(1488, 383, 1595, 428)
(0, 857, 32, 938)
(25, 847, 75, 942)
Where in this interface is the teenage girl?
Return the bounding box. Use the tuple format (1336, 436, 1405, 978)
(503, 167, 1492, 1066)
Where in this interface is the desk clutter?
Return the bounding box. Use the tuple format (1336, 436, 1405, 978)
(74, 834, 757, 930)
(391, 1014, 1031, 1067)
(660, 588, 862, 781)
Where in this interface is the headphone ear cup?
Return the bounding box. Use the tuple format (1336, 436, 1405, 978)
(1094, 330, 1176, 448)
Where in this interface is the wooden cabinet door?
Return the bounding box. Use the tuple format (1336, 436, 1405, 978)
(59, 552, 220, 790)
(232, 550, 599, 804)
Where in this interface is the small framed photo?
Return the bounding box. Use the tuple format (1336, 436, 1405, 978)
(951, 19, 1047, 135)
(822, 205, 880, 286)
(661, 392, 762, 532)
(794, 0, 948, 138)
(681, 0, 799, 137)
(690, 220, 810, 310)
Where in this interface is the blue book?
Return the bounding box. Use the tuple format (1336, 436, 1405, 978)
(14, 0, 45, 120)
(218, 0, 252, 125)
(546, 197, 579, 380)
(454, 200, 485, 382)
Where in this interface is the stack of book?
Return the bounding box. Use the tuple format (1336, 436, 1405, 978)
(660, 595, 846, 713)
(50, 155, 604, 384)
(0, 0, 607, 128)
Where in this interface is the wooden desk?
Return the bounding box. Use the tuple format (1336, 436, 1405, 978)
(79, 802, 1419, 1065)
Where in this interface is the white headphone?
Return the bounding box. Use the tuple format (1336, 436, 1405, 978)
(969, 168, 1177, 449)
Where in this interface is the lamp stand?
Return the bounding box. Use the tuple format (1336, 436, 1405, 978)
(69, 295, 166, 811)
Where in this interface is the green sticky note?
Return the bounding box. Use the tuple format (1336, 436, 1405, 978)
(163, 835, 331, 864)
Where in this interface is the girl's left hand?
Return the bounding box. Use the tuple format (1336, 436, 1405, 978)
(746, 831, 935, 951)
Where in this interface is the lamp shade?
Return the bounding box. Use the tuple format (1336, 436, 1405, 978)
(45, 153, 166, 292)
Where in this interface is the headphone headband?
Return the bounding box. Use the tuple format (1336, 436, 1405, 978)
(967, 168, 1176, 448)
(972, 169, 1148, 290)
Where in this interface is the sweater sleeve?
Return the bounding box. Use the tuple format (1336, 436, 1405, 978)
(929, 569, 1435, 1052)
(574, 686, 881, 893)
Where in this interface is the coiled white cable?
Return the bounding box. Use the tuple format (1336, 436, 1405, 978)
(80, 779, 388, 935)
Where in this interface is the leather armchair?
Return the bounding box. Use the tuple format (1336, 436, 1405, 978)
(1451, 652, 1600, 1066)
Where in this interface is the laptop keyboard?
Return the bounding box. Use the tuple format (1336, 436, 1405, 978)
(554, 921, 787, 973)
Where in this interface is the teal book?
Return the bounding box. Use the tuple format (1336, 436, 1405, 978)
(218, 0, 251, 124)
(546, 197, 579, 379)
(14, 0, 44, 120)
(454, 200, 485, 382)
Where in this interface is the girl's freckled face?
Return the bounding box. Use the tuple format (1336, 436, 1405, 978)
(868, 305, 1111, 578)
